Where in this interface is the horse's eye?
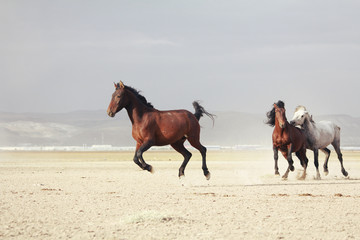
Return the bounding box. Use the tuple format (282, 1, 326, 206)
(301, 115, 304, 118)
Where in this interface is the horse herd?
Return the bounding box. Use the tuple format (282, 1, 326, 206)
(107, 81, 348, 180)
(266, 100, 347, 180)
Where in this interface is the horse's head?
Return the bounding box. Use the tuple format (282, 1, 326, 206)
(107, 81, 129, 117)
(290, 106, 308, 126)
(274, 103, 287, 129)
(266, 100, 285, 127)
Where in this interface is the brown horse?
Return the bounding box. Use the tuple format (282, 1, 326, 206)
(266, 101, 309, 179)
(107, 81, 215, 180)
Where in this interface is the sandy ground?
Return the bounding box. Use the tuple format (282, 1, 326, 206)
(1, 150, 360, 240)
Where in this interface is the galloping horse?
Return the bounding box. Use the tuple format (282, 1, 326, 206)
(290, 106, 348, 179)
(266, 101, 309, 179)
(107, 81, 215, 180)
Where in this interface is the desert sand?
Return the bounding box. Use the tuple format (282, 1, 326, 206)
(1, 150, 360, 239)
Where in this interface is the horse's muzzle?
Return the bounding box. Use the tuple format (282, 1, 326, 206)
(107, 110, 115, 117)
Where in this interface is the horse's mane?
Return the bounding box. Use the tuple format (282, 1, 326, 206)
(295, 105, 306, 112)
(125, 85, 154, 109)
(295, 105, 315, 124)
(304, 113, 315, 124)
(265, 100, 285, 127)
(309, 115, 315, 123)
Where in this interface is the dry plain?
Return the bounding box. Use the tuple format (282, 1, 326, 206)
(1, 150, 360, 239)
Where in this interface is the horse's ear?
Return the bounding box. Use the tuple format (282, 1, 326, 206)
(113, 82, 118, 89)
(119, 81, 125, 89)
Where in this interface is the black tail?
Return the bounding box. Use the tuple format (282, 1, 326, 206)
(193, 101, 215, 124)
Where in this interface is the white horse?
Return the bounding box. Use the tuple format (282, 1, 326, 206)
(290, 106, 348, 179)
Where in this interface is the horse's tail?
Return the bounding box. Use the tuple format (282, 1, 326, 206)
(192, 101, 215, 124)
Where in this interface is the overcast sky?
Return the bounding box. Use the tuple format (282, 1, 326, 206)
(1, 0, 360, 117)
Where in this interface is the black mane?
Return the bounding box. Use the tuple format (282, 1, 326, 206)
(125, 86, 154, 109)
(265, 100, 285, 127)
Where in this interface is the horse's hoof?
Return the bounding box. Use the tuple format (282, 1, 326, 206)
(147, 165, 154, 173)
(179, 175, 185, 185)
(342, 169, 348, 177)
(205, 172, 211, 180)
(290, 166, 295, 171)
(275, 171, 280, 176)
(298, 175, 306, 180)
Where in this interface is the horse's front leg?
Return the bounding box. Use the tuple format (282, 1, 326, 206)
(281, 144, 294, 179)
(135, 140, 154, 173)
(133, 143, 144, 169)
(313, 149, 321, 180)
(273, 146, 280, 175)
(296, 150, 308, 180)
(279, 150, 290, 179)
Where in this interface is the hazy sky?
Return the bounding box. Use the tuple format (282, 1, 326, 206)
(1, 0, 360, 116)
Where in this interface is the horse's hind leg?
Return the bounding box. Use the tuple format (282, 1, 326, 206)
(171, 140, 192, 178)
(332, 140, 348, 177)
(320, 148, 331, 175)
(187, 136, 210, 180)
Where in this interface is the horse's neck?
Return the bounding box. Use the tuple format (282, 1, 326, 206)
(125, 93, 151, 125)
(302, 116, 318, 145)
(274, 119, 288, 135)
(303, 116, 316, 132)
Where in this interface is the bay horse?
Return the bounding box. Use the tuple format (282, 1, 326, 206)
(266, 101, 309, 179)
(290, 106, 348, 179)
(107, 81, 215, 180)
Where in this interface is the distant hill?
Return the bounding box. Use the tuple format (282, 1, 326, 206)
(1, 110, 360, 148)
